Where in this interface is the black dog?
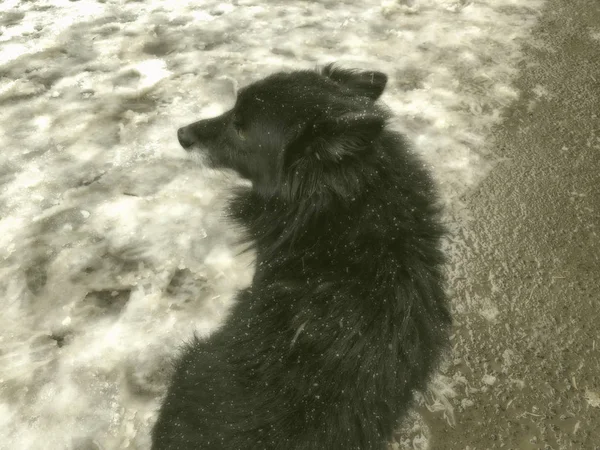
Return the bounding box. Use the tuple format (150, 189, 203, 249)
(152, 65, 451, 450)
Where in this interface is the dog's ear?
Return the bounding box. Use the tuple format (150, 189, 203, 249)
(321, 64, 388, 100)
(281, 111, 386, 202)
(287, 111, 386, 164)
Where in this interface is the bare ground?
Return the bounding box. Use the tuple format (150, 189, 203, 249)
(426, 0, 600, 448)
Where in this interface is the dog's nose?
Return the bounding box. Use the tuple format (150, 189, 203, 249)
(177, 127, 195, 150)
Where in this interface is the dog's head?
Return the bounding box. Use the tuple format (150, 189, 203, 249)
(177, 64, 390, 200)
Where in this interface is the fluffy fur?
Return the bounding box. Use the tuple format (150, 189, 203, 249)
(152, 64, 451, 450)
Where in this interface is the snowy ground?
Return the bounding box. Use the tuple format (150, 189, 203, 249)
(0, 0, 544, 448)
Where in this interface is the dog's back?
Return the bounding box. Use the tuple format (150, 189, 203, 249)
(153, 65, 451, 450)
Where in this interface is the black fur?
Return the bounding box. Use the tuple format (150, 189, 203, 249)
(153, 64, 451, 450)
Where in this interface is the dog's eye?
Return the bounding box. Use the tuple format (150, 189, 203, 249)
(233, 120, 246, 141)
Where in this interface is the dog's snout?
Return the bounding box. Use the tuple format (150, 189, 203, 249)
(177, 127, 195, 150)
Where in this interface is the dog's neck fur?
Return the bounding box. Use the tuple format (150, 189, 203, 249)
(226, 131, 444, 288)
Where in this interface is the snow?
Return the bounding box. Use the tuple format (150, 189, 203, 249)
(0, 0, 544, 448)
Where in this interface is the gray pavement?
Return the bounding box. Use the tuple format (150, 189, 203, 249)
(428, 0, 600, 448)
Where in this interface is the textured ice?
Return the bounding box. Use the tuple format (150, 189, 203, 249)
(0, 0, 544, 448)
